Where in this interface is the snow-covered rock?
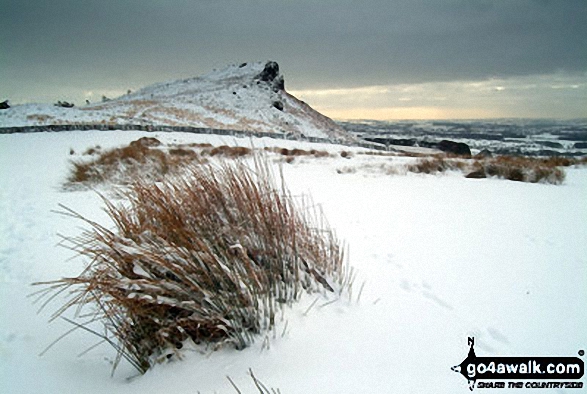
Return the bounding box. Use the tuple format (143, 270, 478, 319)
(0, 61, 352, 142)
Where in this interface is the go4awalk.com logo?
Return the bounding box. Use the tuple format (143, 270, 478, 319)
(452, 338, 584, 390)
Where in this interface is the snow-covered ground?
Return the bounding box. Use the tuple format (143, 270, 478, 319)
(1, 130, 586, 393)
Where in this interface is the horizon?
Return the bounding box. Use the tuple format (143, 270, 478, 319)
(2, 1, 586, 120)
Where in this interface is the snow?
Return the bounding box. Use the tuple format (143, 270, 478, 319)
(0, 62, 350, 142)
(1, 130, 586, 393)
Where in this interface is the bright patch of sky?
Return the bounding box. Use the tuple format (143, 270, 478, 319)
(292, 73, 587, 119)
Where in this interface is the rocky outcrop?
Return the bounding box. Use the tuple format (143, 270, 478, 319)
(257, 61, 279, 83)
(54, 101, 74, 108)
(437, 140, 471, 156)
(0, 61, 356, 143)
(0, 100, 10, 110)
(256, 61, 285, 92)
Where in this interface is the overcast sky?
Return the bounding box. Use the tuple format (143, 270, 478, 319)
(1, 0, 586, 119)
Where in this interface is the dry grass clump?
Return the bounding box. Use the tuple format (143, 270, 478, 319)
(168, 147, 199, 158)
(65, 137, 200, 187)
(38, 158, 348, 374)
(262, 147, 331, 164)
(26, 114, 55, 122)
(407, 156, 466, 175)
(204, 145, 252, 158)
(405, 154, 576, 184)
(468, 156, 566, 184)
(83, 145, 102, 155)
(264, 147, 331, 158)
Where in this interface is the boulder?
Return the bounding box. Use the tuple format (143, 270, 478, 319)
(257, 61, 280, 83)
(256, 61, 285, 92)
(437, 140, 471, 156)
(418, 140, 438, 149)
(465, 169, 486, 179)
(0, 100, 9, 109)
(273, 75, 285, 91)
(54, 101, 74, 108)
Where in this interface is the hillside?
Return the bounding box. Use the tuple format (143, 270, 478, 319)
(0, 61, 352, 142)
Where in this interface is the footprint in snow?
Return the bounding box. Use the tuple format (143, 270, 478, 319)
(486, 327, 510, 345)
(422, 290, 454, 310)
(400, 279, 412, 292)
(398, 278, 455, 310)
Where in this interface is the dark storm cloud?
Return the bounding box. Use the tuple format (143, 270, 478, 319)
(1, 0, 586, 99)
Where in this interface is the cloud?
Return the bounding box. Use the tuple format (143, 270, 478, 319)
(1, 0, 585, 117)
(292, 73, 587, 119)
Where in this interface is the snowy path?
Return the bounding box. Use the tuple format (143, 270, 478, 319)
(1, 131, 586, 393)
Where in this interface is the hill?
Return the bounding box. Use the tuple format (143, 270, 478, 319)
(0, 61, 352, 142)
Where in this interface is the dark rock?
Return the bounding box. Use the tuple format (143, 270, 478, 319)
(256, 61, 285, 92)
(239, 62, 247, 68)
(475, 149, 492, 158)
(257, 61, 280, 83)
(389, 138, 417, 147)
(273, 75, 285, 91)
(54, 101, 74, 108)
(418, 140, 438, 149)
(466, 170, 486, 179)
(437, 140, 471, 156)
(0, 100, 9, 109)
(272, 101, 284, 111)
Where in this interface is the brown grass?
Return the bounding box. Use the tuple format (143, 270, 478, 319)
(205, 145, 252, 158)
(405, 154, 575, 184)
(264, 147, 331, 158)
(26, 114, 55, 123)
(469, 156, 567, 184)
(65, 137, 199, 187)
(37, 158, 349, 374)
(407, 157, 467, 175)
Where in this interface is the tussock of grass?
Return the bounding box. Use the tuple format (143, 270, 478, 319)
(406, 154, 573, 184)
(407, 157, 466, 175)
(39, 158, 349, 374)
(264, 147, 331, 158)
(468, 156, 567, 184)
(205, 145, 252, 157)
(65, 137, 200, 187)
